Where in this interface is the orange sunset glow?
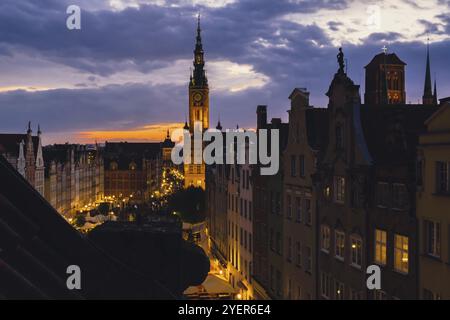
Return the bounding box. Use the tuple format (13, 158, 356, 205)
(75, 122, 184, 144)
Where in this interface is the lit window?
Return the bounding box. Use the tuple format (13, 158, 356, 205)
(335, 230, 345, 261)
(394, 234, 409, 274)
(350, 235, 362, 268)
(374, 229, 387, 265)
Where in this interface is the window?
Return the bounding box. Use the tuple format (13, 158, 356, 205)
(270, 228, 274, 251)
(436, 161, 450, 193)
(320, 272, 331, 299)
(373, 290, 387, 300)
(321, 225, 331, 253)
(392, 183, 407, 210)
(299, 155, 305, 177)
(286, 195, 292, 219)
(276, 270, 282, 297)
(423, 289, 441, 300)
(335, 230, 345, 261)
(295, 197, 302, 222)
(276, 193, 281, 215)
(334, 280, 344, 300)
(290, 155, 297, 177)
(296, 241, 302, 267)
(377, 182, 389, 207)
(350, 235, 362, 268)
(350, 289, 362, 300)
(276, 232, 281, 255)
(416, 159, 424, 187)
(305, 246, 312, 273)
(394, 234, 409, 274)
(287, 237, 292, 262)
(375, 229, 387, 265)
(249, 234, 252, 253)
(304, 199, 312, 225)
(425, 220, 441, 258)
(270, 266, 274, 290)
(336, 125, 344, 149)
(333, 176, 345, 203)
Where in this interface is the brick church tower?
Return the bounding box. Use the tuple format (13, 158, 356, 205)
(364, 49, 406, 105)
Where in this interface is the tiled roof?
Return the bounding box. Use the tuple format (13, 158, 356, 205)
(0, 134, 39, 158)
(0, 154, 208, 299)
(365, 52, 407, 68)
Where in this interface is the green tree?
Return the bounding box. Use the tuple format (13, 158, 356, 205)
(167, 187, 205, 223)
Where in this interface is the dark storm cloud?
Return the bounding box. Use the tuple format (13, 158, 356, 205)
(0, 0, 449, 140)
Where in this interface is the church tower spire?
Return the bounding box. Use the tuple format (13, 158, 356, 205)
(423, 40, 433, 105)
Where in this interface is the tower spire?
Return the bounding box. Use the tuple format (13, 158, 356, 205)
(433, 76, 438, 106)
(423, 38, 433, 105)
(191, 14, 207, 88)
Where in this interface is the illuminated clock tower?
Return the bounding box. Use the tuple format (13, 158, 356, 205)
(184, 15, 209, 189)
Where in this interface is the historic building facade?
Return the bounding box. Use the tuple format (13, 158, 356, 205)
(43, 144, 104, 217)
(0, 122, 44, 196)
(252, 106, 289, 299)
(204, 45, 449, 300)
(417, 101, 450, 299)
(282, 88, 328, 299)
(316, 48, 439, 300)
(103, 142, 161, 202)
(184, 16, 209, 189)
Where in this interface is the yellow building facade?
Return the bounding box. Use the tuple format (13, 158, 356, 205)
(417, 101, 450, 299)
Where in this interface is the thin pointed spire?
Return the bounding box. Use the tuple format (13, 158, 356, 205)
(423, 38, 433, 104)
(37, 124, 41, 135)
(27, 121, 32, 134)
(433, 76, 438, 105)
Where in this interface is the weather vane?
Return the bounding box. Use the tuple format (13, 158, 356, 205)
(382, 45, 388, 54)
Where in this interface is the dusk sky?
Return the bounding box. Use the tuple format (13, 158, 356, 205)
(1, 0, 449, 144)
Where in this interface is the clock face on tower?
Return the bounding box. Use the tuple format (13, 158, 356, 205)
(193, 92, 203, 103)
